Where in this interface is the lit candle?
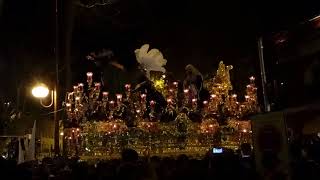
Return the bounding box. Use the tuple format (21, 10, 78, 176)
(103, 91, 108, 97)
(66, 103, 71, 111)
(67, 92, 73, 100)
(125, 84, 131, 91)
(73, 85, 78, 93)
(245, 95, 250, 101)
(116, 94, 122, 104)
(86, 72, 93, 84)
(150, 100, 156, 108)
(141, 94, 146, 101)
(192, 98, 197, 105)
(78, 83, 84, 92)
(210, 94, 217, 100)
(203, 101, 208, 111)
(116, 94, 122, 100)
(94, 82, 101, 90)
(173, 82, 178, 87)
(109, 101, 115, 108)
(167, 98, 172, 104)
(249, 76, 255, 83)
(232, 94, 237, 98)
(169, 89, 174, 96)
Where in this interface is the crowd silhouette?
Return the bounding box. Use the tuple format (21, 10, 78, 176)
(1, 135, 320, 180)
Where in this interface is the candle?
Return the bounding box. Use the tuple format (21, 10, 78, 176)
(167, 98, 172, 104)
(94, 82, 101, 90)
(192, 98, 197, 104)
(103, 91, 108, 97)
(184, 89, 189, 94)
(169, 89, 174, 96)
(125, 84, 131, 91)
(232, 94, 237, 98)
(150, 100, 156, 108)
(116, 94, 122, 105)
(109, 101, 115, 109)
(86, 72, 93, 84)
(66, 103, 71, 111)
(116, 94, 122, 100)
(249, 76, 255, 83)
(67, 92, 73, 100)
(173, 82, 178, 87)
(73, 85, 78, 93)
(245, 95, 250, 101)
(78, 83, 84, 92)
(210, 94, 217, 100)
(141, 94, 146, 101)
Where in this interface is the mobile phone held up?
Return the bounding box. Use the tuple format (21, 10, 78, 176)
(212, 147, 223, 154)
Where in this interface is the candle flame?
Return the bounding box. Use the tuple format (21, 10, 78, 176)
(86, 72, 93, 77)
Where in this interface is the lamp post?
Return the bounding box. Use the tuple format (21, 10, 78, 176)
(32, 84, 59, 155)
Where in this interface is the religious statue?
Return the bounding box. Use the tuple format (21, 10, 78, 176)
(183, 64, 204, 100)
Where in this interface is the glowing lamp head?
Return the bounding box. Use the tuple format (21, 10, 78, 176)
(32, 84, 49, 98)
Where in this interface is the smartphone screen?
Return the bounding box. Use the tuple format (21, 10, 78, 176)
(212, 148, 223, 154)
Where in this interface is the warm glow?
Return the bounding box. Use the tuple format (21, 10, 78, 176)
(116, 94, 122, 99)
(125, 84, 131, 90)
(184, 89, 189, 93)
(211, 94, 217, 98)
(86, 72, 93, 77)
(60, 132, 64, 136)
(103, 92, 109, 97)
(32, 84, 49, 98)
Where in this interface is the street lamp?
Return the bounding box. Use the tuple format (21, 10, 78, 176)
(32, 83, 59, 155)
(32, 84, 49, 98)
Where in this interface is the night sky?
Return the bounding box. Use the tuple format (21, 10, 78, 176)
(0, 0, 320, 107)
